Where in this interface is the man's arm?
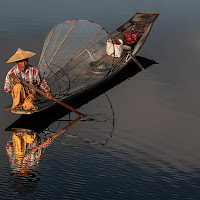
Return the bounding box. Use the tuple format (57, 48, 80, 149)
(4, 71, 15, 93)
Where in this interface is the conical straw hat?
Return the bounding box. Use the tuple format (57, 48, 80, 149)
(6, 48, 37, 63)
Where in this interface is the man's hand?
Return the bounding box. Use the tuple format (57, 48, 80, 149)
(14, 77, 22, 84)
(46, 91, 53, 99)
(44, 137, 53, 146)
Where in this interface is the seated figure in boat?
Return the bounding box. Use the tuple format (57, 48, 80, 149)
(4, 48, 53, 110)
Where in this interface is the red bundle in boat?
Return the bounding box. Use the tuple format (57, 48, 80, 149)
(124, 32, 137, 44)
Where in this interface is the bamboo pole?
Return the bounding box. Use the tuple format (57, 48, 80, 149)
(48, 20, 78, 66)
(9, 74, 85, 117)
(51, 116, 83, 139)
(128, 52, 144, 71)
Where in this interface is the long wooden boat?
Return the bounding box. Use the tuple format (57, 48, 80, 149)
(5, 56, 157, 133)
(5, 13, 159, 115)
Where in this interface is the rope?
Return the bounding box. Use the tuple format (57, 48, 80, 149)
(85, 49, 96, 61)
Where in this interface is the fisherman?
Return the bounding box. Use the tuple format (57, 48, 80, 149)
(4, 48, 53, 110)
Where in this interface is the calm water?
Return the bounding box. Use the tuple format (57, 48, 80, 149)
(1, 0, 200, 199)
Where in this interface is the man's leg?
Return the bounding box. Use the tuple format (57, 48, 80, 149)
(23, 94, 37, 110)
(11, 83, 26, 109)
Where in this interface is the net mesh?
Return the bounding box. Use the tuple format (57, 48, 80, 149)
(38, 20, 114, 98)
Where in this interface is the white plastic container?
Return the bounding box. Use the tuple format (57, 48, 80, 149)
(106, 39, 123, 58)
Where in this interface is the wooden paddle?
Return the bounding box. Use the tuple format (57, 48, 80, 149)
(9, 74, 85, 117)
(26, 116, 83, 156)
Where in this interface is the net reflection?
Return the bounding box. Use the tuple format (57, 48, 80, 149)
(42, 94, 115, 147)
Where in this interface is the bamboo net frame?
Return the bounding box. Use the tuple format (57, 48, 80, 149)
(35, 14, 159, 109)
(38, 19, 115, 99)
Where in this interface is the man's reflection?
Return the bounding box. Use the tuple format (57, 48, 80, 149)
(6, 116, 82, 186)
(6, 131, 52, 182)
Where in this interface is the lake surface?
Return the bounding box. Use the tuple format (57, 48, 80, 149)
(0, 0, 200, 199)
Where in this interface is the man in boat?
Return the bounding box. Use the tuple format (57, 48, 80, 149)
(4, 48, 53, 110)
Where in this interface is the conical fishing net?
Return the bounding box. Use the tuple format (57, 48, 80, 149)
(38, 20, 114, 99)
